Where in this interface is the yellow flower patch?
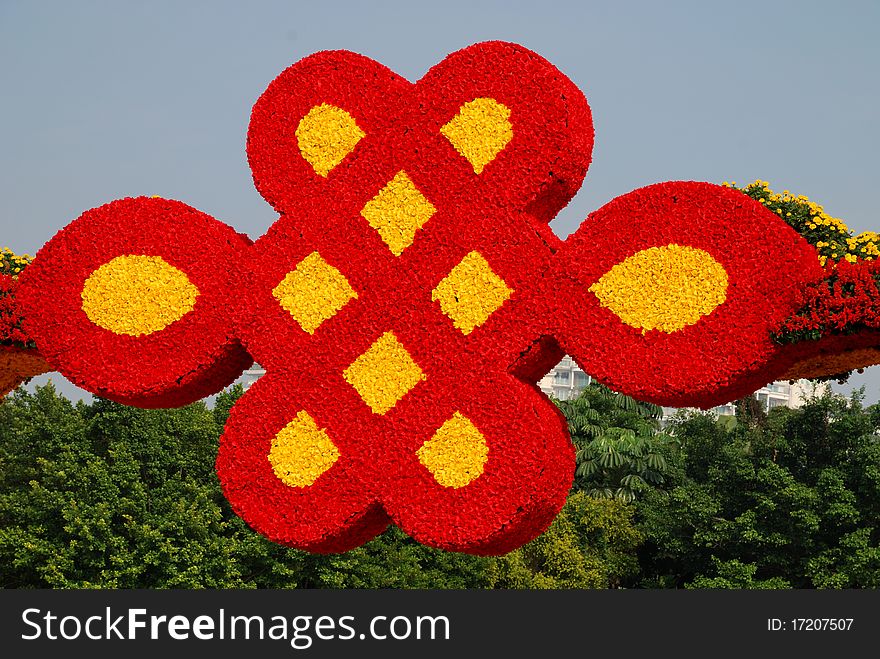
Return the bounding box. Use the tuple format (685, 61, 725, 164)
(432, 251, 513, 334)
(296, 103, 365, 177)
(726, 180, 877, 265)
(590, 245, 728, 333)
(0, 247, 32, 276)
(343, 331, 426, 414)
(81, 255, 199, 336)
(272, 251, 358, 334)
(417, 411, 488, 488)
(268, 410, 340, 488)
(360, 171, 437, 256)
(441, 98, 512, 174)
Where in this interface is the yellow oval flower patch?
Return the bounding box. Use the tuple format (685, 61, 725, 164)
(81, 255, 199, 336)
(590, 244, 728, 333)
(417, 411, 488, 488)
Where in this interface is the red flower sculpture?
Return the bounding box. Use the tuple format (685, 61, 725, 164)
(7, 42, 869, 553)
(16, 198, 253, 408)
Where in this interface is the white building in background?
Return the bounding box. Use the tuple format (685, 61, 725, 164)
(697, 379, 821, 416)
(240, 356, 823, 414)
(536, 355, 824, 417)
(536, 354, 591, 400)
(240, 364, 265, 390)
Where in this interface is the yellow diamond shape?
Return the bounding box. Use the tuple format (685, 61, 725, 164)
(432, 251, 513, 335)
(417, 412, 488, 488)
(440, 98, 512, 174)
(272, 251, 358, 334)
(343, 331, 426, 414)
(268, 411, 340, 488)
(360, 171, 436, 256)
(296, 104, 365, 177)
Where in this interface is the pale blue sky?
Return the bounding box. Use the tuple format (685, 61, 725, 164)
(2, 0, 878, 403)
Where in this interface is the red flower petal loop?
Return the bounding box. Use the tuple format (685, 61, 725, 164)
(16, 197, 253, 407)
(380, 373, 573, 555)
(549, 181, 824, 408)
(216, 371, 390, 553)
(247, 41, 593, 232)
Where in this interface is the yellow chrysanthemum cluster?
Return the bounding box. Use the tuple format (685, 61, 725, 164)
(343, 331, 426, 415)
(268, 410, 340, 488)
(296, 103, 365, 178)
(440, 98, 513, 174)
(416, 411, 489, 488)
(0, 247, 32, 277)
(272, 251, 358, 335)
(722, 180, 877, 266)
(80, 255, 200, 336)
(360, 171, 437, 257)
(589, 245, 728, 334)
(431, 251, 513, 335)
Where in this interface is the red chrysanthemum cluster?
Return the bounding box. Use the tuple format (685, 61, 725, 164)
(16, 199, 253, 408)
(768, 259, 880, 380)
(776, 259, 880, 340)
(1, 264, 49, 397)
(0, 274, 32, 348)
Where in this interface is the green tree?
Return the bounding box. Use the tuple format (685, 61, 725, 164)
(635, 391, 880, 588)
(686, 558, 790, 589)
(556, 383, 677, 501)
(0, 383, 497, 588)
(735, 393, 767, 429)
(487, 492, 643, 588)
(0, 383, 304, 587)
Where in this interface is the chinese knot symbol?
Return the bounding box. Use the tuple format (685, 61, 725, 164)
(15, 42, 824, 553)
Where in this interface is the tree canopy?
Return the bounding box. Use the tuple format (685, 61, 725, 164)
(2, 381, 878, 588)
(556, 383, 677, 501)
(635, 391, 880, 588)
(0, 383, 641, 588)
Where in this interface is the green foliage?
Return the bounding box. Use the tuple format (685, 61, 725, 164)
(0, 383, 295, 587)
(213, 383, 244, 429)
(635, 391, 880, 588)
(735, 394, 766, 429)
(5, 380, 879, 590)
(0, 383, 505, 589)
(487, 493, 643, 588)
(556, 383, 677, 501)
(686, 558, 791, 589)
